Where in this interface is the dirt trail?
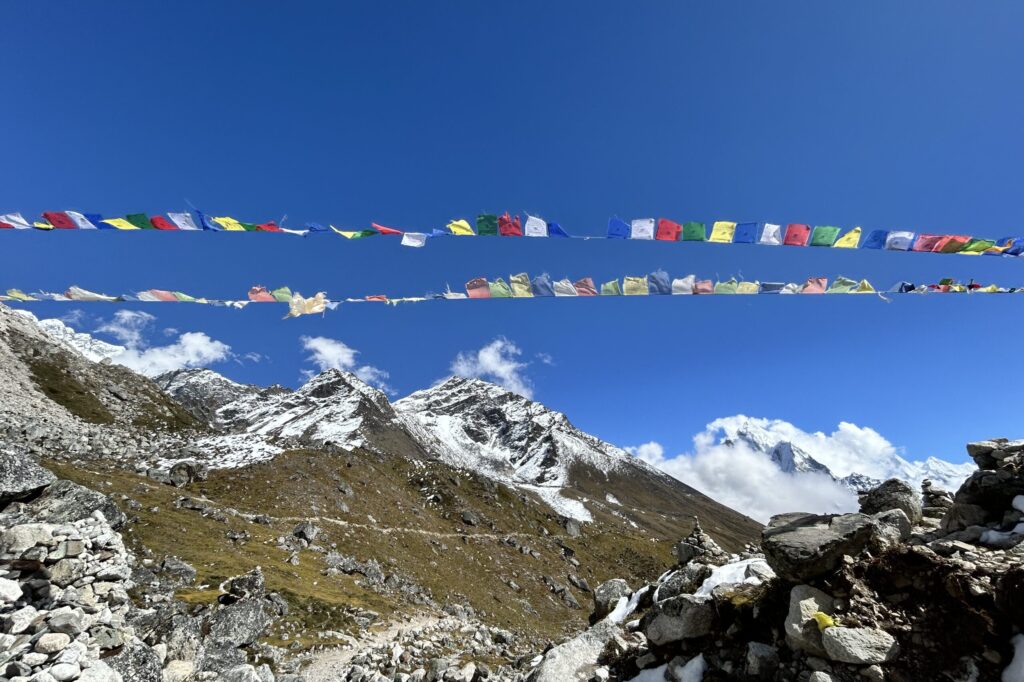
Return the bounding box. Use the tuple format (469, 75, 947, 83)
(302, 612, 441, 682)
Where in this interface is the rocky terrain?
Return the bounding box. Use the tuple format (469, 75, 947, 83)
(2, 301, 1021, 681)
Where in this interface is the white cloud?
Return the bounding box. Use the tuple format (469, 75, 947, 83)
(90, 310, 233, 377)
(95, 310, 155, 348)
(112, 332, 232, 377)
(59, 309, 87, 326)
(300, 336, 393, 394)
(624, 441, 667, 466)
(450, 337, 534, 398)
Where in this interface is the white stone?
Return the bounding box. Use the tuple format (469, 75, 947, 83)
(161, 661, 195, 682)
(49, 663, 81, 681)
(1, 524, 57, 553)
(7, 605, 40, 634)
(822, 626, 899, 664)
(0, 576, 23, 603)
(35, 632, 72, 654)
(77, 660, 123, 682)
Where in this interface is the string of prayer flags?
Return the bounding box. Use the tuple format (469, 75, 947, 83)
(0, 213, 32, 229)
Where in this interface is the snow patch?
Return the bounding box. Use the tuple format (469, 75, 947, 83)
(694, 558, 774, 598)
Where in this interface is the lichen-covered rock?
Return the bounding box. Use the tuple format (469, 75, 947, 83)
(641, 594, 715, 645)
(0, 448, 55, 504)
(761, 512, 882, 582)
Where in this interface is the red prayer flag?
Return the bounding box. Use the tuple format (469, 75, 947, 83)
(149, 216, 179, 230)
(248, 286, 276, 302)
(801, 277, 827, 293)
(466, 278, 491, 299)
(0, 219, 14, 229)
(498, 213, 522, 237)
(365, 295, 388, 302)
(573, 278, 597, 296)
(912, 234, 943, 252)
(783, 223, 811, 246)
(256, 221, 282, 232)
(371, 223, 403, 235)
(935, 235, 970, 253)
(694, 279, 714, 294)
(43, 211, 77, 229)
(148, 290, 180, 301)
(656, 219, 682, 241)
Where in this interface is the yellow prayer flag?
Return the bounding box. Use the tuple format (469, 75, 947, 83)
(285, 292, 328, 318)
(509, 273, 533, 298)
(447, 219, 475, 236)
(736, 281, 760, 294)
(833, 227, 862, 248)
(33, 221, 54, 230)
(212, 216, 246, 231)
(6, 289, 37, 301)
(100, 218, 140, 230)
(854, 280, 875, 293)
(708, 221, 736, 243)
(622, 276, 649, 295)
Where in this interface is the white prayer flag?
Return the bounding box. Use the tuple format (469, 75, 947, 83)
(168, 212, 200, 230)
(630, 218, 655, 240)
(401, 232, 427, 248)
(524, 215, 548, 237)
(671, 275, 696, 294)
(65, 211, 97, 229)
(552, 279, 578, 296)
(885, 230, 915, 251)
(0, 213, 32, 229)
(759, 223, 782, 245)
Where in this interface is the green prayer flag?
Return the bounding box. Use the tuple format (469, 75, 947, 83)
(271, 287, 293, 303)
(240, 222, 259, 232)
(810, 225, 840, 247)
(125, 213, 152, 230)
(714, 278, 738, 294)
(489, 278, 512, 298)
(600, 279, 622, 296)
(827, 276, 857, 293)
(961, 238, 995, 253)
(477, 214, 499, 236)
(172, 292, 197, 302)
(682, 222, 706, 241)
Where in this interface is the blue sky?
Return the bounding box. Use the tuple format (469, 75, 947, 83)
(2, 2, 1023, 465)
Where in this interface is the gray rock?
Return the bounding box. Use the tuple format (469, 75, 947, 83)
(11, 480, 126, 529)
(107, 642, 163, 682)
(48, 663, 80, 682)
(0, 449, 55, 504)
(784, 585, 835, 657)
(859, 479, 923, 524)
(808, 673, 835, 682)
(47, 611, 85, 636)
(745, 641, 779, 678)
(460, 510, 479, 527)
(657, 564, 713, 601)
(292, 520, 319, 542)
(208, 599, 272, 648)
(0, 576, 24, 604)
(77, 661, 123, 682)
(762, 512, 883, 582)
(160, 556, 197, 586)
(822, 626, 899, 664)
(220, 665, 263, 682)
(642, 594, 715, 645)
(591, 579, 631, 621)
(35, 632, 71, 654)
(167, 460, 208, 487)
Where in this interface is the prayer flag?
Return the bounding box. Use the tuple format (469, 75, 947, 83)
(630, 218, 655, 240)
(884, 230, 915, 250)
(623, 276, 649, 296)
(759, 282, 785, 294)
(498, 213, 521, 236)
(213, 216, 246, 232)
(524, 215, 548, 237)
(672, 275, 695, 294)
(150, 216, 179, 230)
(43, 211, 77, 229)
(783, 223, 811, 246)
(466, 278, 491, 299)
(736, 281, 760, 294)
(256, 221, 282, 232)
(168, 212, 199, 230)
(682, 222, 707, 241)
(0, 213, 31, 229)
(372, 223, 403, 235)
(601, 279, 622, 295)
(487, 278, 512, 296)
(912, 234, 943, 252)
(656, 219, 681, 241)
(101, 218, 141, 230)
(810, 225, 840, 247)
(861, 230, 888, 249)
(961, 238, 996, 254)
(709, 221, 736, 243)
(305, 222, 330, 232)
(827, 277, 857, 293)
(401, 232, 427, 248)
(1005, 239, 1024, 256)
(984, 238, 1014, 255)
(759, 223, 782, 245)
(800, 277, 827, 294)
(547, 222, 571, 238)
(936, 235, 970, 253)
(62, 211, 96, 229)
(477, 214, 498, 236)
(531, 274, 554, 297)
(607, 217, 630, 239)
(694, 279, 714, 294)
(648, 270, 671, 295)
(833, 227, 861, 248)
(285, 292, 328, 318)
(552, 279, 578, 296)
(448, 219, 475, 236)
(573, 278, 597, 296)
(248, 286, 276, 302)
(125, 213, 153, 230)
(854, 280, 875, 293)
(733, 222, 759, 244)
(510, 273, 533, 297)
(271, 287, 293, 303)
(714, 279, 738, 294)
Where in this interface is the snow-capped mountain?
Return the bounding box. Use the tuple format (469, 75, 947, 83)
(155, 368, 261, 423)
(716, 419, 974, 493)
(16, 311, 126, 363)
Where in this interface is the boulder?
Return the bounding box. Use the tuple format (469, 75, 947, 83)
(762, 512, 882, 582)
(859, 479, 923, 524)
(167, 460, 208, 487)
(821, 626, 899, 664)
(461, 510, 479, 526)
(160, 556, 197, 586)
(108, 641, 163, 682)
(641, 594, 715, 645)
(592, 579, 631, 621)
(11, 479, 126, 529)
(784, 585, 835, 657)
(656, 563, 713, 602)
(292, 520, 320, 542)
(220, 665, 263, 682)
(77, 661, 122, 682)
(208, 598, 272, 648)
(0, 449, 55, 504)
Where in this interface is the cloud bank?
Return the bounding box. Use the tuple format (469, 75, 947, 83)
(450, 337, 535, 398)
(94, 310, 233, 377)
(300, 335, 393, 393)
